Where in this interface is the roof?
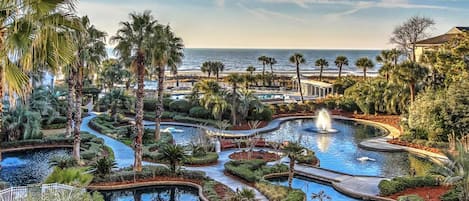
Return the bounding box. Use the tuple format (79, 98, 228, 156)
(301, 79, 333, 88)
(416, 34, 458, 46)
(455, 27, 469, 32)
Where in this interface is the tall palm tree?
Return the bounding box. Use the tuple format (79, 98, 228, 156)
(151, 25, 184, 142)
(111, 11, 157, 172)
(71, 16, 107, 163)
(315, 58, 329, 81)
(226, 73, 244, 125)
(284, 142, 304, 190)
(194, 80, 228, 120)
(160, 144, 187, 174)
(334, 56, 348, 79)
(0, 0, 79, 160)
(267, 57, 277, 74)
(289, 53, 306, 103)
(212, 61, 224, 81)
(376, 49, 401, 81)
(258, 56, 268, 86)
(238, 89, 262, 123)
(355, 57, 374, 80)
(392, 61, 428, 102)
(201, 61, 213, 77)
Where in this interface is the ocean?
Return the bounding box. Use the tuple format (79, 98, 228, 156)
(181, 48, 382, 73)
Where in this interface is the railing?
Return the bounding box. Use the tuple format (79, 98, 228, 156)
(0, 183, 85, 201)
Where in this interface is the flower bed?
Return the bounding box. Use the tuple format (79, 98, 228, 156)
(378, 176, 441, 196)
(229, 151, 280, 162)
(186, 152, 219, 166)
(387, 186, 452, 201)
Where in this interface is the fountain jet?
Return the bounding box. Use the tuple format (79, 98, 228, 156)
(304, 108, 339, 133)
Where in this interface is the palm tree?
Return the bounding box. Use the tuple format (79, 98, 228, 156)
(3, 105, 42, 141)
(194, 80, 228, 120)
(0, 0, 79, 160)
(376, 49, 401, 81)
(71, 16, 107, 163)
(160, 144, 187, 174)
(289, 53, 306, 103)
(436, 142, 469, 201)
(111, 11, 157, 172)
(283, 142, 304, 190)
(267, 57, 277, 74)
(311, 190, 332, 201)
(392, 61, 429, 102)
(102, 89, 134, 122)
(212, 61, 225, 81)
(151, 25, 184, 142)
(226, 73, 244, 125)
(238, 89, 262, 123)
(246, 66, 256, 75)
(315, 58, 329, 81)
(334, 56, 348, 79)
(355, 57, 374, 80)
(258, 56, 268, 86)
(201, 61, 213, 77)
(231, 188, 256, 201)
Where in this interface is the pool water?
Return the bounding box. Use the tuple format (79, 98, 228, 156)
(0, 149, 70, 186)
(264, 119, 410, 177)
(145, 125, 202, 145)
(100, 185, 200, 201)
(269, 176, 360, 201)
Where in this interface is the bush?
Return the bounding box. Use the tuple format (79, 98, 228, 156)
(189, 106, 211, 119)
(440, 188, 460, 201)
(397, 195, 424, 201)
(255, 182, 305, 201)
(168, 100, 192, 113)
(296, 149, 318, 165)
(45, 167, 94, 187)
(143, 99, 157, 111)
(172, 115, 218, 127)
(186, 152, 218, 165)
(91, 157, 117, 177)
(378, 176, 440, 196)
(247, 107, 273, 121)
(224, 160, 288, 183)
(49, 155, 78, 169)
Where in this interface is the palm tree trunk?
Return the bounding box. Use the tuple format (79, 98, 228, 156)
(155, 65, 165, 141)
(338, 65, 342, 79)
(262, 64, 266, 86)
(319, 67, 323, 81)
(288, 156, 295, 190)
(0, 65, 3, 161)
(66, 69, 75, 138)
(231, 84, 237, 125)
(270, 64, 273, 74)
(296, 64, 304, 103)
(73, 66, 83, 163)
(363, 68, 367, 80)
(134, 50, 145, 172)
(409, 83, 415, 103)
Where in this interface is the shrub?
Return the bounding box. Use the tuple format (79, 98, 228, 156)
(255, 182, 305, 201)
(440, 188, 460, 201)
(143, 99, 157, 111)
(91, 157, 117, 177)
(397, 195, 424, 201)
(189, 106, 211, 119)
(378, 176, 440, 196)
(247, 107, 273, 121)
(168, 100, 192, 113)
(186, 152, 218, 165)
(224, 160, 288, 183)
(172, 115, 218, 127)
(45, 167, 94, 187)
(296, 149, 318, 165)
(49, 155, 78, 169)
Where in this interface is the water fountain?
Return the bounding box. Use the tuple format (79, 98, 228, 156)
(304, 109, 339, 134)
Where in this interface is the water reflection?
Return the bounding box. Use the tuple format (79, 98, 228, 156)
(101, 186, 200, 201)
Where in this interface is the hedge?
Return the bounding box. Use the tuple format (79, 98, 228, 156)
(189, 106, 211, 119)
(169, 100, 192, 113)
(255, 182, 305, 201)
(92, 166, 206, 183)
(397, 195, 424, 201)
(186, 152, 218, 165)
(224, 160, 288, 183)
(378, 176, 440, 196)
(172, 115, 219, 127)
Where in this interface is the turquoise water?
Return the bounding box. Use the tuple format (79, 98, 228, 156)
(269, 176, 360, 201)
(100, 185, 200, 201)
(0, 149, 70, 186)
(264, 119, 410, 177)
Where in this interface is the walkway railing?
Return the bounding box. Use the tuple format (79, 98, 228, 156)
(0, 183, 84, 201)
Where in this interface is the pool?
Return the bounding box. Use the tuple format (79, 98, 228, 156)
(0, 149, 70, 186)
(269, 176, 360, 201)
(100, 185, 200, 201)
(264, 119, 410, 177)
(145, 125, 202, 146)
(256, 94, 284, 100)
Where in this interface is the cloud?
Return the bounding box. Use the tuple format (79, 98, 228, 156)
(237, 2, 306, 23)
(215, 0, 225, 7)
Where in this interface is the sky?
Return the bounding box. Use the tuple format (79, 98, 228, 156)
(77, 0, 469, 50)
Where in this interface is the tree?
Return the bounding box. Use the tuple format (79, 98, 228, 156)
(246, 66, 256, 75)
(284, 142, 304, 190)
(101, 89, 134, 122)
(267, 57, 277, 74)
(393, 61, 428, 102)
(111, 11, 157, 172)
(3, 105, 42, 141)
(71, 16, 107, 163)
(311, 190, 331, 201)
(436, 142, 469, 201)
(201, 61, 213, 77)
(152, 25, 184, 142)
(226, 73, 244, 125)
(315, 58, 329, 81)
(289, 53, 306, 103)
(160, 144, 187, 174)
(258, 56, 268, 86)
(231, 188, 256, 201)
(390, 16, 435, 62)
(376, 49, 401, 81)
(194, 80, 228, 120)
(334, 56, 348, 79)
(355, 57, 374, 80)
(237, 89, 262, 123)
(0, 0, 78, 160)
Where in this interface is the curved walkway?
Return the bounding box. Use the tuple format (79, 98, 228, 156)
(83, 114, 269, 201)
(1, 144, 72, 153)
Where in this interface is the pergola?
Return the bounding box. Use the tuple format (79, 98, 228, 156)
(292, 78, 334, 98)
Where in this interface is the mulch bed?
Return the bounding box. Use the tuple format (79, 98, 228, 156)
(387, 186, 452, 201)
(387, 139, 442, 154)
(229, 151, 280, 162)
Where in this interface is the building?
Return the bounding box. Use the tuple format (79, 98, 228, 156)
(415, 26, 469, 62)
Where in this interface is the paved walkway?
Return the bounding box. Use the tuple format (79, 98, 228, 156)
(83, 114, 268, 200)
